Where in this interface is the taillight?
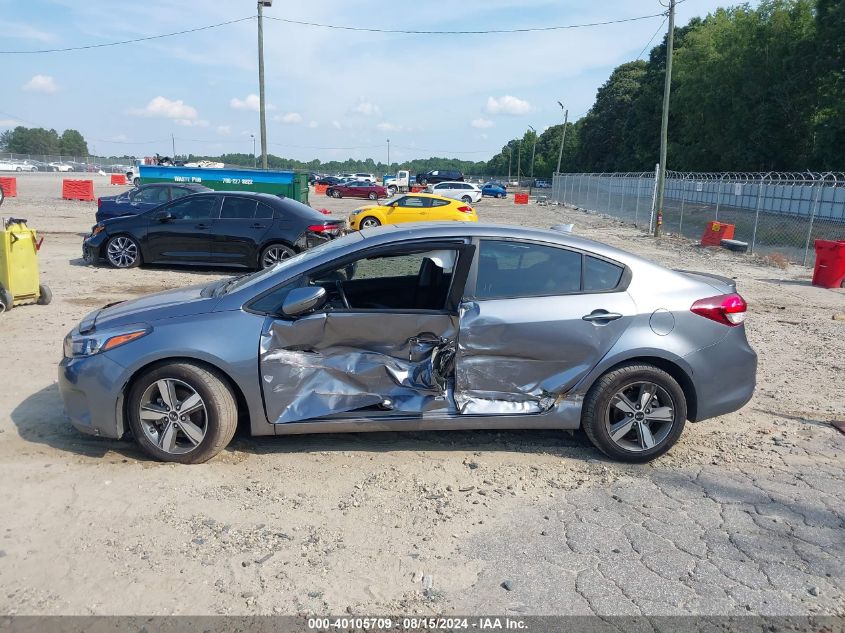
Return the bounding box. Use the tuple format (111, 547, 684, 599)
(691, 293, 747, 326)
(97, 198, 102, 208)
(457, 205, 473, 213)
(307, 224, 337, 233)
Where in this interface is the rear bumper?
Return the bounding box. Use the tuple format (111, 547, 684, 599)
(684, 326, 757, 422)
(58, 353, 128, 439)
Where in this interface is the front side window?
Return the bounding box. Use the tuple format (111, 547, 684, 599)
(166, 196, 218, 220)
(171, 187, 193, 200)
(475, 240, 582, 299)
(309, 247, 460, 311)
(134, 187, 169, 204)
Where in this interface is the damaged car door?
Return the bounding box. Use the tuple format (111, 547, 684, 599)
(257, 241, 474, 423)
(454, 238, 636, 415)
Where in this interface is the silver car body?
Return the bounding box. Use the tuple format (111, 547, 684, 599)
(59, 223, 756, 441)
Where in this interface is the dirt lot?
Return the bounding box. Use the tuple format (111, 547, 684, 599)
(0, 172, 843, 616)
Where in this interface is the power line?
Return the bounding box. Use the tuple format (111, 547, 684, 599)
(392, 145, 494, 155)
(636, 14, 669, 60)
(0, 16, 254, 54)
(265, 12, 665, 35)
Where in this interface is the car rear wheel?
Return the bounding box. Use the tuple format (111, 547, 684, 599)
(127, 362, 238, 464)
(461, 195, 472, 204)
(260, 243, 295, 269)
(331, 190, 342, 199)
(388, 186, 397, 195)
(368, 192, 377, 200)
(581, 363, 686, 463)
(105, 235, 141, 268)
(133, 177, 140, 187)
(359, 216, 381, 229)
(496, 193, 503, 199)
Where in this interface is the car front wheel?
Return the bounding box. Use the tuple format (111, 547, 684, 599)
(105, 235, 142, 268)
(581, 363, 686, 463)
(127, 362, 238, 464)
(359, 216, 381, 229)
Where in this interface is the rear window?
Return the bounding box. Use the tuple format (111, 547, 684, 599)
(476, 240, 581, 299)
(584, 256, 624, 291)
(221, 197, 257, 219)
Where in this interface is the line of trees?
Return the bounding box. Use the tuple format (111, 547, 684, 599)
(0, 126, 89, 157)
(484, 0, 843, 177)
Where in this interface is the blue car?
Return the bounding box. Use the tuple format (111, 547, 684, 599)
(96, 183, 211, 223)
(481, 183, 507, 198)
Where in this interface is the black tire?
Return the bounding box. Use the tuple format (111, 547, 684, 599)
(15, 167, 22, 172)
(496, 193, 503, 199)
(388, 186, 397, 195)
(331, 189, 342, 199)
(105, 234, 142, 268)
(461, 195, 472, 204)
(260, 242, 296, 269)
(581, 363, 686, 463)
(419, 178, 428, 186)
(0, 285, 12, 313)
(359, 216, 381, 229)
(133, 177, 140, 187)
(127, 362, 238, 464)
(37, 284, 52, 305)
(368, 192, 377, 200)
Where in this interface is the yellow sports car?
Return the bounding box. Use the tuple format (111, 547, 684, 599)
(347, 193, 478, 230)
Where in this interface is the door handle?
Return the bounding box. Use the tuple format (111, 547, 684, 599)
(582, 310, 623, 323)
(251, 223, 268, 229)
(195, 223, 211, 230)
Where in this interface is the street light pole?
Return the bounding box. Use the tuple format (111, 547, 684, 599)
(257, 0, 272, 169)
(250, 134, 256, 167)
(386, 138, 390, 171)
(507, 144, 512, 183)
(528, 125, 537, 183)
(654, 0, 676, 237)
(517, 141, 522, 186)
(555, 101, 569, 175)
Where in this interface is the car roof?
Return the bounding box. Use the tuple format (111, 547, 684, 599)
(394, 192, 457, 202)
(356, 222, 648, 266)
(431, 181, 472, 186)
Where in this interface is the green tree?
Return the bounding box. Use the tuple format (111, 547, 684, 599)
(59, 129, 89, 157)
(813, 0, 845, 168)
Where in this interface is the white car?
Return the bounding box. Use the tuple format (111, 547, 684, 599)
(49, 162, 74, 172)
(353, 172, 375, 183)
(0, 160, 35, 172)
(425, 181, 482, 204)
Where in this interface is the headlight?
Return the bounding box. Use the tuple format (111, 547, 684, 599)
(63, 326, 150, 358)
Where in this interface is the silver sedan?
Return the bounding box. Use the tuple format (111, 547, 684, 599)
(59, 223, 757, 463)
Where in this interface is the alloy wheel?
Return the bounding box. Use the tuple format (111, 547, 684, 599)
(106, 236, 138, 268)
(262, 245, 292, 268)
(605, 381, 675, 452)
(360, 217, 380, 229)
(139, 378, 207, 454)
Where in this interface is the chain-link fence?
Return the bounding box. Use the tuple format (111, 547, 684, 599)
(0, 152, 133, 173)
(552, 171, 845, 267)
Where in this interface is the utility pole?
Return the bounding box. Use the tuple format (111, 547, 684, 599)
(507, 144, 512, 183)
(386, 138, 390, 172)
(528, 125, 537, 182)
(257, 0, 272, 169)
(556, 101, 569, 174)
(251, 134, 256, 167)
(654, 0, 676, 237)
(171, 133, 175, 160)
(517, 141, 522, 186)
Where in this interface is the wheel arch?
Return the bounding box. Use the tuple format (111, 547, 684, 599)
(119, 355, 252, 439)
(581, 354, 698, 423)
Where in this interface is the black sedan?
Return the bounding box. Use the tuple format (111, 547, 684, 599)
(316, 176, 343, 186)
(83, 191, 344, 270)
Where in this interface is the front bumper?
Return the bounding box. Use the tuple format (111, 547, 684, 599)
(58, 353, 128, 439)
(684, 326, 757, 422)
(82, 232, 108, 263)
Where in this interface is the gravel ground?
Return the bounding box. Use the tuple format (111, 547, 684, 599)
(0, 172, 843, 617)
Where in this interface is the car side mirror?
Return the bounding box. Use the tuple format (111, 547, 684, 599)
(154, 209, 173, 222)
(282, 286, 327, 317)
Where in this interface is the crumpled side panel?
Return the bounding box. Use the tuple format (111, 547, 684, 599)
(454, 301, 592, 415)
(260, 312, 457, 423)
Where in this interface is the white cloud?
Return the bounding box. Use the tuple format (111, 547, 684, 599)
(175, 118, 209, 127)
(307, 121, 319, 129)
(485, 95, 532, 116)
(0, 119, 22, 128)
(470, 117, 495, 129)
(331, 120, 342, 130)
(376, 121, 402, 132)
(22, 74, 58, 93)
(351, 98, 381, 117)
(216, 125, 231, 135)
(0, 21, 55, 43)
(130, 96, 199, 121)
(274, 112, 303, 124)
(229, 93, 275, 112)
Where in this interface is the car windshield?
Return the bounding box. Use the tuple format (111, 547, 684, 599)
(214, 232, 359, 296)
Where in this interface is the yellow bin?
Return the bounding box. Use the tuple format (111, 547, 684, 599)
(0, 217, 52, 312)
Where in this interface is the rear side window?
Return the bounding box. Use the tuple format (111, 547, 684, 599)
(256, 203, 274, 219)
(221, 197, 257, 219)
(430, 199, 451, 207)
(476, 240, 581, 299)
(584, 256, 624, 291)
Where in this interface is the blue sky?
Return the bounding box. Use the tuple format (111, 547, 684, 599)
(1, 0, 751, 163)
